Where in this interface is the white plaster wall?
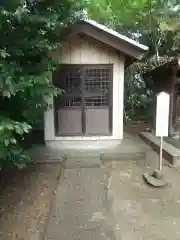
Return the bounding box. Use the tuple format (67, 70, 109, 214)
(44, 35, 124, 143)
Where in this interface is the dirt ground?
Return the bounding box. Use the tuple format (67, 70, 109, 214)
(1, 138, 180, 239)
(104, 151, 180, 240)
(0, 163, 62, 240)
(124, 121, 151, 136)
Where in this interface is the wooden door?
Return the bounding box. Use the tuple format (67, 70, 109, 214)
(53, 64, 112, 136)
(54, 65, 83, 135)
(83, 65, 112, 135)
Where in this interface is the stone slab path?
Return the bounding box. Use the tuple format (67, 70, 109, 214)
(44, 165, 113, 240)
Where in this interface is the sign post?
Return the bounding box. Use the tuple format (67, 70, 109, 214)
(143, 91, 170, 187)
(155, 91, 170, 171)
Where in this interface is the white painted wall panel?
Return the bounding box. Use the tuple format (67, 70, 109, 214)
(44, 96, 55, 141)
(118, 55, 125, 139)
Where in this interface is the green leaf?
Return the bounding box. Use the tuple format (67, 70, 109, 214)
(6, 124, 14, 130)
(2, 90, 11, 98)
(14, 125, 23, 135)
(11, 138, 17, 144)
(4, 139, 9, 147)
(0, 49, 10, 59)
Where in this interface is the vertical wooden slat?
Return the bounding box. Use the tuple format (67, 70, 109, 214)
(81, 41, 90, 64)
(81, 66, 86, 134)
(109, 66, 113, 134)
(176, 96, 180, 120)
(61, 43, 71, 64)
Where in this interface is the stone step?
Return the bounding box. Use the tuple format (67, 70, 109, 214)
(29, 141, 147, 164)
(139, 132, 180, 166)
(101, 151, 146, 162)
(63, 156, 101, 169)
(27, 146, 65, 163)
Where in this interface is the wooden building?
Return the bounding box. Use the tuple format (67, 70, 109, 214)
(44, 19, 148, 149)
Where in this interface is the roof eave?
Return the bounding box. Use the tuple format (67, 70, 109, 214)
(82, 19, 149, 52)
(69, 20, 148, 60)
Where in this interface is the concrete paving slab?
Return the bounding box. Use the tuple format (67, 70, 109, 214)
(28, 145, 65, 163)
(63, 155, 101, 169)
(44, 168, 113, 240)
(31, 133, 151, 164)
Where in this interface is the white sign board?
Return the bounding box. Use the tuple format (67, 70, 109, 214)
(156, 91, 170, 137)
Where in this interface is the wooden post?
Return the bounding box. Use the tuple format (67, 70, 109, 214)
(159, 136, 163, 171)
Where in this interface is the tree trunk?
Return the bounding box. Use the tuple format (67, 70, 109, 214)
(155, 45, 160, 63)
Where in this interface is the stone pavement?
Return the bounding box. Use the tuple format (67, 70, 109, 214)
(44, 167, 112, 240)
(44, 147, 180, 240)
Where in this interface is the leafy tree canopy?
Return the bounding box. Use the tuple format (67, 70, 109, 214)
(0, 0, 84, 167)
(87, 0, 180, 68)
(86, 0, 180, 121)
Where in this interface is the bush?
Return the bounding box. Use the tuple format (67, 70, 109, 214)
(0, 0, 84, 167)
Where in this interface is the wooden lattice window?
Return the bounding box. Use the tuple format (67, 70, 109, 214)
(54, 67, 81, 108)
(84, 68, 109, 108)
(53, 64, 112, 109)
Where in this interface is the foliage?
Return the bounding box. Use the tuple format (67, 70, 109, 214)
(0, 116, 31, 168)
(86, 0, 180, 121)
(0, 0, 84, 167)
(87, 0, 180, 65)
(124, 69, 153, 122)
